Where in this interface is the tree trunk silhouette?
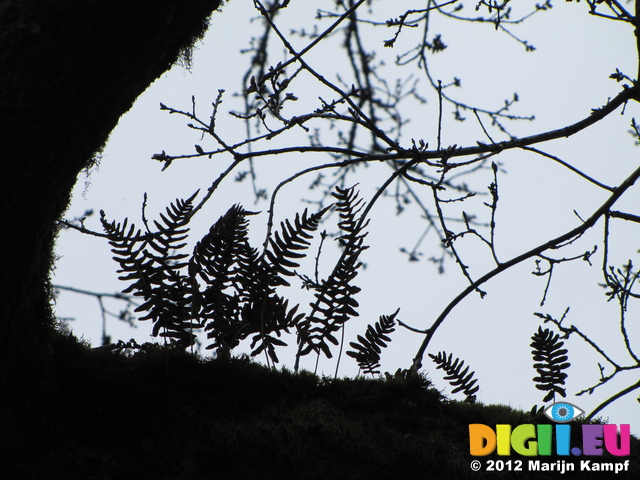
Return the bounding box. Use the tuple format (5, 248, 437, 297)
(0, 0, 222, 395)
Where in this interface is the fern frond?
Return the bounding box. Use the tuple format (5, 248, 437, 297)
(189, 204, 259, 353)
(333, 185, 369, 242)
(296, 185, 369, 362)
(429, 351, 480, 401)
(191, 204, 308, 363)
(346, 309, 399, 376)
(100, 192, 199, 347)
(189, 203, 256, 286)
(530, 326, 570, 403)
(265, 206, 330, 286)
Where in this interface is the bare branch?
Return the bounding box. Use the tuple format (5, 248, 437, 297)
(412, 162, 640, 371)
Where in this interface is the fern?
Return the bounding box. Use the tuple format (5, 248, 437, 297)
(189, 204, 260, 354)
(265, 206, 330, 286)
(100, 192, 199, 346)
(296, 185, 369, 362)
(429, 351, 480, 402)
(188, 204, 310, 363)
(334, 184, 370, 243)
(346, 309, 399, 376)
(101, 187, 364, 366)
(530, 326, 570, 403)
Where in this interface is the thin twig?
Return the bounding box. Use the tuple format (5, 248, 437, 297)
(412, 162, 640, 371)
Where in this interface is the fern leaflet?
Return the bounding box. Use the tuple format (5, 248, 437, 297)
(346, 309, 399, 376)
(530, 326, 570, 403)
(265, 206, 330, 286)
(429, 351, 480, 402)
(296, 185, 369, 362)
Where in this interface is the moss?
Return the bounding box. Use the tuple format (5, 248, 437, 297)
(1, 336, 638, 479)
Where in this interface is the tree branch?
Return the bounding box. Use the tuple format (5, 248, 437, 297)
(586, 377, 640, 420)
(411, 161, 640, 371)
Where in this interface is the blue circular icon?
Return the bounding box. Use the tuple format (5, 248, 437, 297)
(551, 403, 575, 422)
(544, 402, 585, 423)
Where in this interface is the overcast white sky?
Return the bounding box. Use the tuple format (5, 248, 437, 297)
(53, 1, 640, 434)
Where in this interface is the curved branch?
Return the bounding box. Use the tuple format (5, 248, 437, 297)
(586, 377, 640, 421)
(259, 157, 367, 255)
(519, 146, 615, 192)
(411, 161, 640, 371)
(409, 86, 638, 163)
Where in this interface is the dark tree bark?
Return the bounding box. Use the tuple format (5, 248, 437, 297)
(0, 0, 222, 393)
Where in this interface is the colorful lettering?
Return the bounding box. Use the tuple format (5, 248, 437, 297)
(469, 423, 631, 457)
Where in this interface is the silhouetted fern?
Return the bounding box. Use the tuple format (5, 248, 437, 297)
(265, 206, 331, 286)
(102, 191, 331, 364)
(188, 204, 321, 362)
(530, 326, 570, 402)
(429, 351, 480, 402)
(189, 204, 261, 355)
(296, 185, 369, 362)
(346, 309, 399, 376)
(100, 192, 199, 346)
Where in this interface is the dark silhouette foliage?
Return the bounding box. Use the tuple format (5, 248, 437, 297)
(295, 186, 370, 365)
(347, 309, 399, 376)
(530, 326, 571, 403)
(76, 1, 640, 420)
(429, 351, 480, 402)
(100, 184, 377, 368)
(100, 192, 199, 346)
(266, 206, 331, 285)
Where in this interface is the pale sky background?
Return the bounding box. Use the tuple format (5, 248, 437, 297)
(53, 1, 640, 434)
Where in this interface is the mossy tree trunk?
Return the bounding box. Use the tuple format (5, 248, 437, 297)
(0, 0, 222, 394)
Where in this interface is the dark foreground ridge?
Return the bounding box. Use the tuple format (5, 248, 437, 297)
(2, 330, 638, 480)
